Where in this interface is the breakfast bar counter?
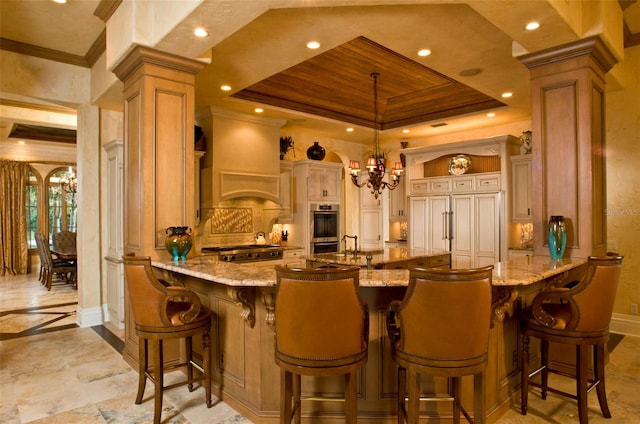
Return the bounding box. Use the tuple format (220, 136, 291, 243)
(148, 255, 587, 423)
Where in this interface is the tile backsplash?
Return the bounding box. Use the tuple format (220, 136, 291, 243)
(198, 198, 282, 246)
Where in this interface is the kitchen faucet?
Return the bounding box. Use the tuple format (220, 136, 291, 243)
(342, 235, 358, 257)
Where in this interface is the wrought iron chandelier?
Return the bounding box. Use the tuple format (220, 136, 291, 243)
(348, 73, 403, 199)
(60, 166, 77, 194)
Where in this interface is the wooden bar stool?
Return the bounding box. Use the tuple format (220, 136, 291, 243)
(386, 266, 494, 424)
(520, 254, 623, 424)
(123, 255, 212, 424)
(274, 266, 369, 424)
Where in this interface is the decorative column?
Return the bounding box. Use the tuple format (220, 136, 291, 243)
(519, 36, 617, 258)
(113, 46, 205, 367)
(113, 46, 205, 259)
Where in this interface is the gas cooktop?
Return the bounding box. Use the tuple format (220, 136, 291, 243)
(202, 244, 281, 252)
(201, 245, 284, 263)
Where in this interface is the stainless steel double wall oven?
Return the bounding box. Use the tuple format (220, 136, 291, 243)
(310, 203, 339, 253)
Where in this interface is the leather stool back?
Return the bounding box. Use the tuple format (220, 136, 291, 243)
(274, 266, 368, 423)
(387, 266, 493, 424)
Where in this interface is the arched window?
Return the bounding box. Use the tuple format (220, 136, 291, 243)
(47, 167, 77, 243)
(25, 168, 41, 250)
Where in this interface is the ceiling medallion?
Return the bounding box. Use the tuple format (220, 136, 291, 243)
(348, 73, 403, 199)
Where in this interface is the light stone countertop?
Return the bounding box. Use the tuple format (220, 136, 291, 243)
(152, 255, 587, 288)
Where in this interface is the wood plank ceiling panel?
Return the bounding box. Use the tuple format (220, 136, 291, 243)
(232, 36, 505, 129)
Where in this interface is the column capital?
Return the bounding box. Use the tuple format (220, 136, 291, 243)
(113, 45, 206, 83)
(518, 35, 618, 74)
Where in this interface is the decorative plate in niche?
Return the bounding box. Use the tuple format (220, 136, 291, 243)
(448, 154, 471, 175)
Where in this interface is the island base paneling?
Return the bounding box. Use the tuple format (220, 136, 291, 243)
(166, 274, 535, 423)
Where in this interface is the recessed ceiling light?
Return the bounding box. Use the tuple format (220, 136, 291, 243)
(194, 27, 208, 37)
(417, 49, 431, 57)
(501, 92, 513, 98)
(220, 85, 232, 91)
(487, 112, 496, 118)
(52, 0, 67, 3)
(525, 22, 540, 31)
(306, 41, 320, 49)
(346, 128, 354, 132)
(402, 129, 410, 134)
(254, 108, 264, 113)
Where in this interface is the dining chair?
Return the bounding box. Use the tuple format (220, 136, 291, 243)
(386, 266, 494, 424)
(52, 230, 77, 253)
(520, 254, 623, 424)
(274, 265, 369, 423)
(35, 232, 76, 290)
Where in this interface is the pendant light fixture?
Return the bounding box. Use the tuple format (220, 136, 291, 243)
(348, 73, 403, 199)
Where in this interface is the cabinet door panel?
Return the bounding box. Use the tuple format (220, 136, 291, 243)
(389, 180, 406, 220)
(409, 198, 427, 250)
(475, 193, 500, 263)
(427, 195, 450, 252)
(450, 195, 473, 258)
(511, 156, 532, 222)
(361, 209, 383, 249)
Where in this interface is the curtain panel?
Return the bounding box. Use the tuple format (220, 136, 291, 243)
(0, 159, 29, 275)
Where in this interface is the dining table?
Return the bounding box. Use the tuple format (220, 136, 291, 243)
(51, 247, 77, 261)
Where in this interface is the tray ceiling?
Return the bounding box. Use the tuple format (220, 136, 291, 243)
(232, 37, 506, 130)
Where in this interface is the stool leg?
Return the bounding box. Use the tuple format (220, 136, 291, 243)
(540, 339, 549, 400)
(153, 339, 164, 424)
(186, 336, 194, 391)
(203, 331, 212, 408)
(451, 377, 460, 424)
(474, 371, 485, 424)
(594, 342, 611, 418)
(136, 338, 147, 404)
(407, 370, 420, 424)
(397, 367, 406, 424)
(293, 374, 301, 424)
(577, 344, 588, 424)
(280, 369, 292, 424)
(520, 333, 530, 415)
(345, 371, 357, 423)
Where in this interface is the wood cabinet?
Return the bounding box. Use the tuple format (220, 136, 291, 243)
(360, 181, 383, 250)
(511, 155, 532, 222)
(291, 160, 343, 253)
(303, 161, 341, 202)
(389, 179, 406, 220)
(509, 248, 533, 260)
(282, 248, 305, 267)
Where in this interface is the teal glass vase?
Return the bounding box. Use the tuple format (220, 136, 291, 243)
(547, 216, 567, 259)
(165, 226, 192, 261)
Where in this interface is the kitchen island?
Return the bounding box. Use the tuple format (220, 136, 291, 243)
(148, 255, 587, 423)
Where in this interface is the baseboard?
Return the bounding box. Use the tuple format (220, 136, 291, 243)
(610, 312, 640, 337)
(76, 305, 103, 328)
(101, 303, 124, 329)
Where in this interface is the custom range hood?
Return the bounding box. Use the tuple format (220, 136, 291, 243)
(198, 108, 286, 207)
